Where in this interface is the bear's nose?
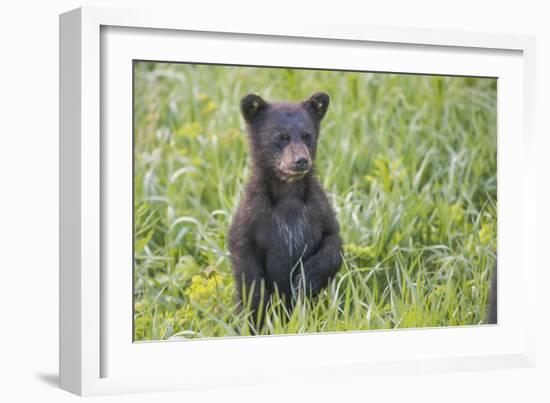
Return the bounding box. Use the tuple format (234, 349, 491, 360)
(295, 157, 309, 172)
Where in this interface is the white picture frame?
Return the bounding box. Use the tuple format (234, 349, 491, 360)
(59, 6, 537, 396)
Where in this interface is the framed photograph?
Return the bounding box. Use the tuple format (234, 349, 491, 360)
(60, 7, 537, 396)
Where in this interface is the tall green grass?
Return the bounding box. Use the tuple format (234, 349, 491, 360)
(133, 62, 497, 341)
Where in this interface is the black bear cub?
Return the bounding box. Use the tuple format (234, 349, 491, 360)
(228, 92, 343, 320)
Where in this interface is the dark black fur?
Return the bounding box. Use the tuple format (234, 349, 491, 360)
(228, 92, 343, 319)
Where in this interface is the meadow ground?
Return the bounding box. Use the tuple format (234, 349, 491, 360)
(133, 62, 497, 340)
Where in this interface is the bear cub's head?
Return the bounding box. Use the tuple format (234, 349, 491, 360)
(240, 92, 330, 181)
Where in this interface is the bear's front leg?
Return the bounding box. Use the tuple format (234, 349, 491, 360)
(232, 251, 269, 322)
(292, 232, 343, 297)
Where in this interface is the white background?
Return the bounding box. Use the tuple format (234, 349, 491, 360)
(1, 0, 548, 402)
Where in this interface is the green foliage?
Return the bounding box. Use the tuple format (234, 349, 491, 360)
(133, 62, 497, 341)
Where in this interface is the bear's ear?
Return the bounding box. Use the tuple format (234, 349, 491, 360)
(240, 94, 267, 124)
(303, 92, 330, 121)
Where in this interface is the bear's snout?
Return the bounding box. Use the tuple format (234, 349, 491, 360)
(295, 156, 310, 172)
(278, 142, 311, 178)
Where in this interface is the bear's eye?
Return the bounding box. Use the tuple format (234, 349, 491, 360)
(301, 132, 311, 142)
(276, 133, 290, 143)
